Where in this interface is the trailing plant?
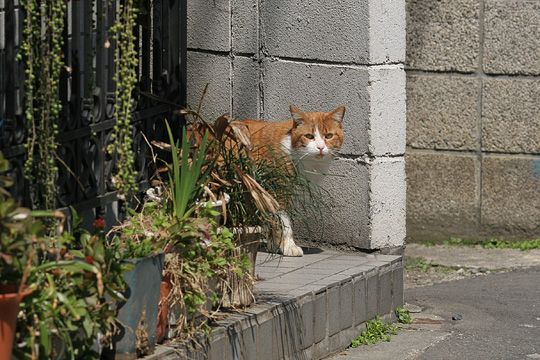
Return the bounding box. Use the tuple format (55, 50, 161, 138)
(19, 0, 66, 210)
(110, 0, 139, 197)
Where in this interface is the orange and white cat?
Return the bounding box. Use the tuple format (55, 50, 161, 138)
(240, 105, 345, 256)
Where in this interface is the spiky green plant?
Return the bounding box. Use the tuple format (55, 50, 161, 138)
(165, 120, 210, 220)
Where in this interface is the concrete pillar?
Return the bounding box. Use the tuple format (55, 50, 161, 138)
(187, 0, 407, 250)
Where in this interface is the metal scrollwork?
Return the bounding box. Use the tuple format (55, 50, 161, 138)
(0, 0, 186, 225)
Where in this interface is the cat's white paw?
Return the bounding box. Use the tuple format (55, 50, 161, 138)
(281, 241, 304, 257)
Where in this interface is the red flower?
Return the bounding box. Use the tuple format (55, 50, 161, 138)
(85, 255, 94, 265)
(93, 218, 105, 230)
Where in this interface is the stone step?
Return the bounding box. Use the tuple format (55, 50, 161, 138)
(144, 250, 404, 360)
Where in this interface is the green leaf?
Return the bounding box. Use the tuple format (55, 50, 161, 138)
(83, 316, 94, 338)
(39, 321, 51, 355)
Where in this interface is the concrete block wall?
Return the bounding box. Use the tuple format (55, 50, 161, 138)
(186, 0, 407, 250)
(406, 0, 540, 241)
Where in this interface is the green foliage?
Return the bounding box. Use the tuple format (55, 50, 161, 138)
(19, 0, 66, 210)
(186, 113, 311, 229)
(405, 257, 432, 272)
(165, 121, 210, 221)
(0, 152, 39, 287)
(110, 0, 139, 196)
(0, 154, 126, 359)
(351, 316, 398, 348)
(405, 257, 457, 274)
(443, 237, 540, 251)
(112, 202, 171, 259)
(14, 218, 127, 359)
(165, 205, 252, 339)
(395, 307, 412, 324)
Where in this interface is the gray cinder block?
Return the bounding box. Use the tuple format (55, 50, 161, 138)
(406, 0, 481, 72)
(232, 0, 258, 54)
(187, 0, 230, 51)
(406, 152, 480, 242)
(406, 74, 480, 151)
(232, 56, 259, 119)
(482, 79, 540, 154)
(481, 156, 540, 238)
(187, 52, 231, 121)
(483, 0, 540, 75)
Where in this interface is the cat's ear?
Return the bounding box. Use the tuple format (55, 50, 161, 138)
(290, 104, 304, 127)
(330, 106, 346, 123)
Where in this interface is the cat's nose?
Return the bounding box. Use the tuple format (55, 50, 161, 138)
(317, 145, 325, 151)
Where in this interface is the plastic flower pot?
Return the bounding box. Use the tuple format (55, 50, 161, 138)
(110, 253, 164, 360)
(0, 285, 32, 360)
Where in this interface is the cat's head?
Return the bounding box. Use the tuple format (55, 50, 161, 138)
(289, 105, 345, 159)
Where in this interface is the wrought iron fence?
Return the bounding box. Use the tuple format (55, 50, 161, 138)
(0, 0, 186, 224)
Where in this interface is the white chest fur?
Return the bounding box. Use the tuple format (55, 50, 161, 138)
(280, 134, 333, 184)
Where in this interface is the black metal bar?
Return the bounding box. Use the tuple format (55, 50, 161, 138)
(2, 0, 188, 225)
(152, 0, 162, 95)
(0, 0, 5, 130)
(179, 0, 187, 110)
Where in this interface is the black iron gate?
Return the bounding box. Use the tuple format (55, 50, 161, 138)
(0, 0, 186, 224)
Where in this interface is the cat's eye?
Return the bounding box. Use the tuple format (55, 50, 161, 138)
(325, 133, 334, 139)
(304, 134, 315, 140)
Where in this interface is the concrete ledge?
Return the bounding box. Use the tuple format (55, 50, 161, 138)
(145, 250, 403, 360)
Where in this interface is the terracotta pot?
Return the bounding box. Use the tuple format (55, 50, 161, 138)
(156, 274, 172, 344)
(0, 285, 32, 360)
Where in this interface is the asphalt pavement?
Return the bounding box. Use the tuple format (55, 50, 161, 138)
(327, 247, 540, 360)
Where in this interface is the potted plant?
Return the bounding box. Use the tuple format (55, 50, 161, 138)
(0, 153, 36, 360)
(106, 204, 168, 359)
(13, 214, 127, 359)
(1, 152, 126, 359)
(151, 120, 252, 341)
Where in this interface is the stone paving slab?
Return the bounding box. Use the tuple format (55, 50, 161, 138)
(144, 250, 403, 360)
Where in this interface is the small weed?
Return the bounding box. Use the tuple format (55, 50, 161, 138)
(443, 237, 540, 251)
(405, 257, 432, 272)
(351, 316, 397, 347)
(405, 257, 458, 274)
(395, 307, 412, 324)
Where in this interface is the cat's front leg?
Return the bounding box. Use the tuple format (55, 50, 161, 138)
(270, 211, 303, 257)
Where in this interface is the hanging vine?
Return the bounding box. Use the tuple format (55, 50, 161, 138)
(19, 0, 66, 210)
(110, 0, 139, 198)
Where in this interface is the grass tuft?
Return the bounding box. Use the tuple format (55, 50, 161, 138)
(405, 257, 458, 274)
(443, 237, 540, 251)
